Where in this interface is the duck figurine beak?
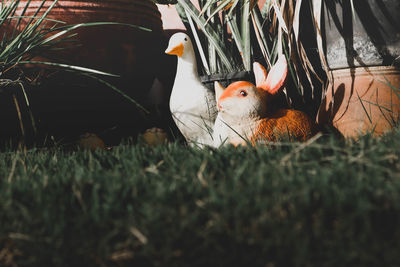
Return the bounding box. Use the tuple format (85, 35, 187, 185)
(165, 42, 184, 57)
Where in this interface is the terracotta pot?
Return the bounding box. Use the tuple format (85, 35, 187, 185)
(317, 66, 400, 137)
(14, 0, 163, 75)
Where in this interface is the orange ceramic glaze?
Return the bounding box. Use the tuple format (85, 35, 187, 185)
(218, 81, 255, 101)
(251, 109, 315, 143)
(166, 42, 184, 57)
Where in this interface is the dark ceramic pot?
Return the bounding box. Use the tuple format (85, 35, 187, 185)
(3, 1, 166, 144)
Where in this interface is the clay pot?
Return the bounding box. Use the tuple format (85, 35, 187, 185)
(317, 66, 400, 137)
(14, 0, 163, 76)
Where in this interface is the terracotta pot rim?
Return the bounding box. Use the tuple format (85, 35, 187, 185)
(330, 65, 400, 78)
(14, 0, 162, 30)
(15, 0, 162, 18)
(16, 0, 157, 8)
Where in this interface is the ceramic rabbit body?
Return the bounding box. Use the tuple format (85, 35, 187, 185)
(213, 55, 315, 147)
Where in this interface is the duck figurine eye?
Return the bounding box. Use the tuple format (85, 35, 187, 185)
(239, 90, 248, 97)
(184, 37, 188, 42)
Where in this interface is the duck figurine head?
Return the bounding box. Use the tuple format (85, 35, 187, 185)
(165, 32, 195, 61)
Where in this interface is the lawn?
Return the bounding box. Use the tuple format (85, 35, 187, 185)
(1, 129, 400, 266)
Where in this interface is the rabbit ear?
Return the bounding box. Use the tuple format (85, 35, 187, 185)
(214, 81, 225, 102)
(260, 55, 288, 94)
(253, 62, 268, 88)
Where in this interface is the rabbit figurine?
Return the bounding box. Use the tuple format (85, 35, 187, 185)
(213, 55, 315, 147)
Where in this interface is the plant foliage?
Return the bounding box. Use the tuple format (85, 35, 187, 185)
(174, 0, 326, 115)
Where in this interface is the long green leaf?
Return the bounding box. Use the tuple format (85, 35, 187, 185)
(0, 0, 56, 59)
(203, 0, 231, 24)
(177, 0, 234, 72)
(206, 5, 217, 74)
(185, 8, 210, 74)
(251, 10, 270, 67)
(200, 0, 220, 16)
(226, 13, 243, 58)
(272, 0, 288, 33)
(6, 21, 150, 65)
(17, 60, 119, 77)
(38, 22, 151, 46)
(241, 0, 251, 70)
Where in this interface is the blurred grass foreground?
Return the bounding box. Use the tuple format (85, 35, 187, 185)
(1, 128, 400, 266)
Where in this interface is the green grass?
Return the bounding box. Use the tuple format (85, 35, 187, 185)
(1, 129, 400, 266)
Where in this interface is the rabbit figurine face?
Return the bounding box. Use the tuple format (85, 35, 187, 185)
(217, 81, 269, 122)
(216, 55, 288, 124)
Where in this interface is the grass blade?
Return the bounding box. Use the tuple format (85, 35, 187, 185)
(356, 90, 373, 124)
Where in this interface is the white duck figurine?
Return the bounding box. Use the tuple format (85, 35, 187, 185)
(165, 32, 217, 147)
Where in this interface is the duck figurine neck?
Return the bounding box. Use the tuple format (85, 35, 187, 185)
(175, 49, 200, 85)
